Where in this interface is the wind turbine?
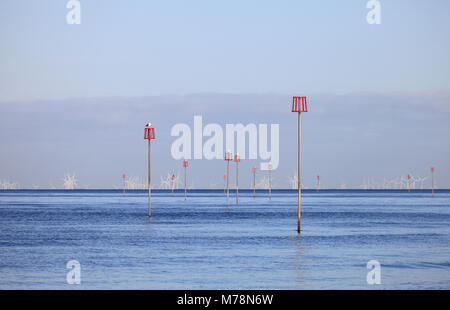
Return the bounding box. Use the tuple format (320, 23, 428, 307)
(288, 173, 298, 190)
(63, 173, 77, 190)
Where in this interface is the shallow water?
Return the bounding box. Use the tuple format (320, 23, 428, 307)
(0, 189, 449, 289)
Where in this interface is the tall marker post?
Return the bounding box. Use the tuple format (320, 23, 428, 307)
(431, 167, 435, 197)
(183, 160, 188, 201)
(144, 123, 155, 217)
(122, 174, 126, 195)
(292, 96, 308, 234)
(225, 150, 233, 208)
(234, 154, 240, 204)
(268, 163, 272, 200)
(316, 175, 320, 193)
(252, 167, 256, 199)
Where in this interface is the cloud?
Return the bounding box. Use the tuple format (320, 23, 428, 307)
(0, 91, 449, 188)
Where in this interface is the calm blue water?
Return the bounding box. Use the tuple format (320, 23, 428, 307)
(0, 189, 449, 289)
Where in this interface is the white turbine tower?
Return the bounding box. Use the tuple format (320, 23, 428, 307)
(159, 174, 171, 189)
(159, 171, 182, 190)
(418, 176, 428, 189)
(288, 173, 298, 190)
(0, 180, 19, 190)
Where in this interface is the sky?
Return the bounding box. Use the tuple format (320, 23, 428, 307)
(0, 0, 449, 188)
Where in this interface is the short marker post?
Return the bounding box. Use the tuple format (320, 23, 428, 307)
(225, 150, 233, 208)
(122, 174, 126, 195)
(234, 154, 240, 205)
(268, 163, 272, 200)
(252, 167, 256, 199)
(183, 160, 188, 201)
(171, 174, 175, 193)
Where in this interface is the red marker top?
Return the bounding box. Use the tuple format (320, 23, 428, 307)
(225, 152, 233, 161)
(144, 127, 155, 140)
(292, 96, 308, 113)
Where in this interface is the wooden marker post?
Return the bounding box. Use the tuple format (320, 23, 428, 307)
(148, 140, 151, 216)
(144, 124, 155, 217)
(292, 96, 308, 234)
(297, 113, 301, 232)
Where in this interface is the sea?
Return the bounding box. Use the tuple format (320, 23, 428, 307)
(0, 189, 449, 289)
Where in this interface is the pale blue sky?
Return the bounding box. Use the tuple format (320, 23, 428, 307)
(1, 0, 450, 101)
(0, 1, 449, 188)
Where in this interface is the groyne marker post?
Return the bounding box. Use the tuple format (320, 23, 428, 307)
(253, 167, 256, 199)
(183, 160, 188, 201)
(268, 163, 272, 200)
(122, 174, 126, 195)
(144, 124, 155, 217)
(292, 96, 308, 234)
